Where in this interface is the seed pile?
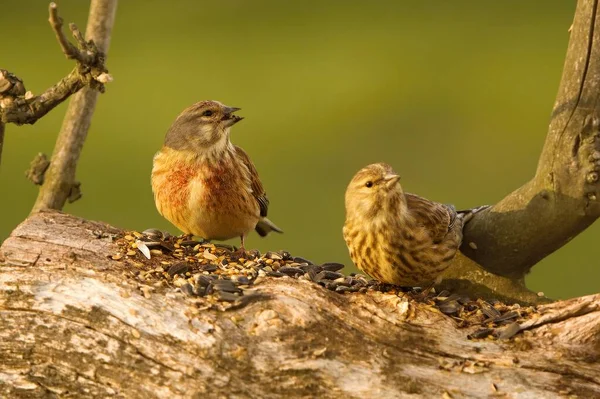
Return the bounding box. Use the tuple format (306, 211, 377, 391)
(113, 229, 538, 339)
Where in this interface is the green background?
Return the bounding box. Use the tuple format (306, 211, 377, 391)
(2, 1, 594, 299)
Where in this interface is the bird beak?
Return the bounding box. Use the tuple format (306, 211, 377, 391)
(222, 106, 244, 126)
(384, 173, 401, 187)
(224, 106, 241, 114)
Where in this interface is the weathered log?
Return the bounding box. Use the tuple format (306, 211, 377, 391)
(0, 211, 598, 398)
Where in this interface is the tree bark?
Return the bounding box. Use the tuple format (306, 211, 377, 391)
(457, 0, 600, 281)
(0, 211, 599, 398)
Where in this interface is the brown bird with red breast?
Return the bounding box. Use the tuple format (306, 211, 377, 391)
(343, 162, 483, 287)
(151, 100, 282, 249)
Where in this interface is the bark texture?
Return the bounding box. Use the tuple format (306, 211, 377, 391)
(458, 0, 600, 280)
(0, 211, 599, 399)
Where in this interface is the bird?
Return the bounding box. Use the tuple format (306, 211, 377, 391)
(151, 100, 282, 250)
(343, 162, 483, 287)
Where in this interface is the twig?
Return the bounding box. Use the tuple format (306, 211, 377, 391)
(48, 3, 93, 64)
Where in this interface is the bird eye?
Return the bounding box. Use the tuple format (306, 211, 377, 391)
(202, 110, 213, 117)
(365, 181, 373, 188)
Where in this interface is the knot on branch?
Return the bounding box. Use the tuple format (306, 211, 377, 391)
(68, 181, 82, 203)
(0, 70, 26, 98)
(25, 153, 50, 185)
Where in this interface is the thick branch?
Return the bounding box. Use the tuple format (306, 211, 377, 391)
(453, 0, 600, 279)
(0, 211, 599, 398)
(31, 0, 117, 213)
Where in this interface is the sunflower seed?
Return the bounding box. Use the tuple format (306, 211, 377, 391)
(279, 267, 304, 277)
(197, 275, 215, 287)
(180, 283, 196, 296)
(216, 291, 240, 302)
(321, 262, 344, 272)
(136, 240, 151, 259)
(315, 271, 345, 281)
(213, 243, 237, 251)
(293, 256, 313, 265)
(492, 310, 519, 323)
(212, 280, 241, 293)
(438, 300, 462, 315)
(299, 264, 322, 273)
(143, 241, 163, 249)
(481, 303, 501, 319)
(142, 228, 163, 240)
(167, 262, 189, 277)
(202, 264, 218, 272)
(498, 322, 521, 340)
(438, 293, 461, 305)
(265, 251, 282, 260)
(232, 275, 251, 285)
(467, 328, 494, 340)
(194, 285, 207, 297)
(335, 285, 360, 293)
(225, 292, 270, 310)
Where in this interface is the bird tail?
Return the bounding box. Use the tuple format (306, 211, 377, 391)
(255, 217, 284, 237)
(456, 205, 491, 224)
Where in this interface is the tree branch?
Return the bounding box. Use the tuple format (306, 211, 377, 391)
(31, 0, 117, 213)
(0, 4, 111, 127)
(449, 0, 600, 282)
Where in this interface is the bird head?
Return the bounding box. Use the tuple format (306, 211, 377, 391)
(163, 100, 243, 153)
(345, 163, 403, 219)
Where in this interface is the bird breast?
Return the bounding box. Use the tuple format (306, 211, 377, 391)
(343, 215, 458, 286)
(151, 147, 259, 239)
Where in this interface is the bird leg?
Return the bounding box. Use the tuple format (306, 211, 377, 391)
(230, 235, 248, 260)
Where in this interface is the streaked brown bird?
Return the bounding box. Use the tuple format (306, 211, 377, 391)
(151, 100, 282, 249)
(343, 162, 480, 287)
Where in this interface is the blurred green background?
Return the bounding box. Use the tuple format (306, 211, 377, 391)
(2, 1, 594, 299)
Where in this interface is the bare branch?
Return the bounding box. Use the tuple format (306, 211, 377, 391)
(31, 0, 117, 213)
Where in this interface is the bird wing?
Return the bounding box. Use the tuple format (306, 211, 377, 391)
(405, 193, 457, 244)
(234, 145, 270, 217)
